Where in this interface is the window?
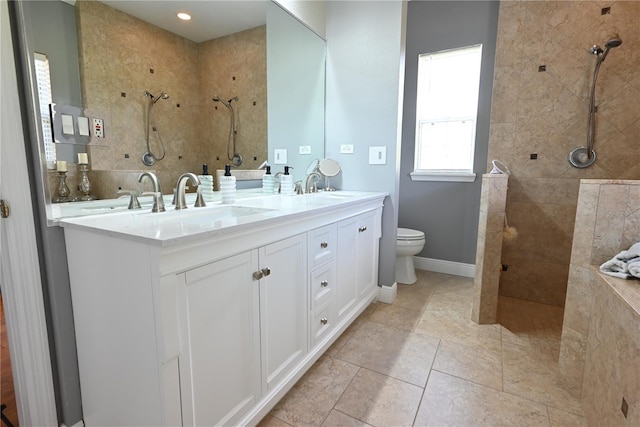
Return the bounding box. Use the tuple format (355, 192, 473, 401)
(411, 44, 482, 182)
(34, 52, 55, 166)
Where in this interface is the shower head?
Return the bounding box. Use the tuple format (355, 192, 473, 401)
(144, 90, 170, 104)
(605, 36, 622, 48)
(598, 35, 622, 62)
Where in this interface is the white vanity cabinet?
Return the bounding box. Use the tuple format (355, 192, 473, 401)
(176, 251, 261, 426)
(60, 192, 385, 426)
(308, 224, 338, 347)
(336, 209, 380, 322)
(175, 234, 307, 426)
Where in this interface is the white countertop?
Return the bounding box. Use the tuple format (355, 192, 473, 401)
(58, 190, 387, 247)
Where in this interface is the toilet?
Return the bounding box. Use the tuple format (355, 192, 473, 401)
(395, 228, 426, 285)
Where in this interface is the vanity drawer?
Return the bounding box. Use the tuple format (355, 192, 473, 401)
(308, 223, 337, 268)
(310, 263, 335, 310)
(311, 303, 334, 347)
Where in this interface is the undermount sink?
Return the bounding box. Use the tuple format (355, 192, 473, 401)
(171, 205, 274, 226)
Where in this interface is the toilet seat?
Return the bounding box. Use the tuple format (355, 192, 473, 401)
(397, 228, 425, 241)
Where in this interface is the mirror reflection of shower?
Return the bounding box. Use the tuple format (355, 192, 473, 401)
(142, 90, 170, 166)
(213, 95, 243, 167)
(569, 35, 622, 168)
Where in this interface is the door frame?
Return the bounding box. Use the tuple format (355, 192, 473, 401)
(0, 0, 58, 424)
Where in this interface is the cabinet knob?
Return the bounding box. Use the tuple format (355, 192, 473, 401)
(261, 267, 271, 276)
(358, 226, 367, 233)
(320, 318, 328, 325)
(253, 271, 264, 280)
(321, 280, 328, 288)
(320, 241, 328, 249)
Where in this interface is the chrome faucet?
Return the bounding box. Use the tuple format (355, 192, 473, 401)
(138, 172, 165, 212)
(305, 172, 322, 193)
(175, 172, 200, 210)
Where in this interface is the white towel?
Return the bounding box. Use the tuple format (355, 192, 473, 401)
(628, 257, 640, 279)
(600, 242, 640, 279)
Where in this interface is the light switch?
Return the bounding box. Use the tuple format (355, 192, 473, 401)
(61, 114, 75, 135)
(274, 149, 287, 164)
(77, 116, 90, 136)
(369, 146, 387, 165)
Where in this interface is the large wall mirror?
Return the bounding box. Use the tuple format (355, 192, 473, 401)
(17, 0, 325, 217)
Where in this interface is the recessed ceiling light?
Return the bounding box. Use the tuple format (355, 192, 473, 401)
(177, 12, 191, 21)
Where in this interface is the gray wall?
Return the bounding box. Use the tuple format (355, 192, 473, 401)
(15, 1, 83, 424)
(325, 1, 406, 287)
(26, 0, 82, 163)
(398, 1, 499, 265)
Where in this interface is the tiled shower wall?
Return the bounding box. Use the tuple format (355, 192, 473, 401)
(75, 0, 266, 198)
(488, 1, 640, 306)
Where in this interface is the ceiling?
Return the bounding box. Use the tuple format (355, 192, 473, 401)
(98, 1, 267, 43)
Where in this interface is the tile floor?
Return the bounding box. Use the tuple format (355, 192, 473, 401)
(259, 270, 587, 427)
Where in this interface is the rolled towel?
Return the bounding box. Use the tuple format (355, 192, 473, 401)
(616, 242, 640, 261)
(628, 257, 640, 279)
(600, 256, 631, 279)
(599, 242, 640, 279)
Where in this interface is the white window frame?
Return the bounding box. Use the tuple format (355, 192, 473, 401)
(411, 44, 483, 183)
(34, 51, 56, 168)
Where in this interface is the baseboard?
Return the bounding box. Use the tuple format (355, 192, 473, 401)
(377, 282, 397, 304)
(61, 421, 84, 427)
(414, 257, 475, 278)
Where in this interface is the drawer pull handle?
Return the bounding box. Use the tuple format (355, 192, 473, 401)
(321, 280, 328, 287)
(320, 241, 328, 249)
(261, 267, 271, 276)
(359, 226, 367, 233)
(253, 271, 264, 280)
(320, 318, 328, 325)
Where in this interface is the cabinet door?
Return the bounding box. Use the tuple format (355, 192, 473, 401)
(180, 251, 261, 426)
(355, 209, 379, 299)
(260, 234, 308, 392)
(336, 216, 358, 322)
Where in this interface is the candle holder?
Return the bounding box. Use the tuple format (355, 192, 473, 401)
(53, 171, 71, 203)
(77, 164, 95, 201)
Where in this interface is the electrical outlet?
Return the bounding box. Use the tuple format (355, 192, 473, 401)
(369, 146, 387, 165)
(299, 145, 311, 155)
(340, 144, 354, 154)
(92, 118, 104, 138)
(274, 149, 287, 164)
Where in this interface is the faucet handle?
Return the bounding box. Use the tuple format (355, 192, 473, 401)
(294, 181, 304, 195)
(194, 188, 206, 208)
(142, 191, 166, 213)
(117, 189, 141, 209)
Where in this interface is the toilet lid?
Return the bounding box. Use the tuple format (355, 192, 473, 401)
(397, 228, 425, 240)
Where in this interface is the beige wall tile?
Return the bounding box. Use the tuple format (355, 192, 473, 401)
(556, 326, 588, 398)
(76, 0, 266, 198)
(563, 264, 597, 335)
(490, 1, 640, 307)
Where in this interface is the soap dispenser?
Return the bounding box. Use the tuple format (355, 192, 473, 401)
(220, 164, 236, 204)
(262, 165, 274, 194)
(198, 164, 214, 201)
(280, 166, 294, 196)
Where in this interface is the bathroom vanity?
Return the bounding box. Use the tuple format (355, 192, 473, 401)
(58, 191, 385, 426)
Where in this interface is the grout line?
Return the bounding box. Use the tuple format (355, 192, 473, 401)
(411, 338, 441, 427)
(325, 365, 364, 425)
